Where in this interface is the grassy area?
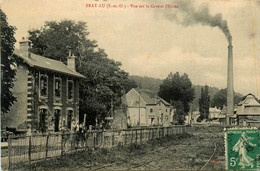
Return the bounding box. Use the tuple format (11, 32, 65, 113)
(10, 125, 225, 170)
(11, 133, 191, 170)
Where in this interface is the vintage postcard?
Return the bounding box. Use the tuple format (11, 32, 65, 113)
(1, 0, 260, 170)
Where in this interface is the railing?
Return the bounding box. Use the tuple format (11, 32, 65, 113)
(3, 125, 188, 169)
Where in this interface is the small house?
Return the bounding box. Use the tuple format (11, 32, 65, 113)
(208, 107, 221, 119)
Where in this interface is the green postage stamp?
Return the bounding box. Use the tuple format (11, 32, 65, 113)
(225, 128, 260, 170)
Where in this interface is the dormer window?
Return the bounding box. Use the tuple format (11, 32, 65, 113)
(54, 78, 62, 98)
(67, 80, 74, 100)
(40, 75, 48, 97)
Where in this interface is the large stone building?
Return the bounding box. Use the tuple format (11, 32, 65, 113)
(125, 88, 174, 127)
(2, 38, 85, 133)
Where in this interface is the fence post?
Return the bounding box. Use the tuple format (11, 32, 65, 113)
(28, 136, 31, 164)
(140, 129, 142, 144)
(102, 131, 104, 148)
(163, 127, 165, 137)
(112, 132, 115, 147)
(124, 131, 127, 145)
(8, 135, 12, 169)
(93, 132, 96, 149)
(148, 129, 150, 140)
(45, 134, 49, 159)
(70, 133, 73, 151)
(96, 132, 99, 147)
(131, 129, 133, 145)
(61, 133, 64, 156)
(135, 129, 138, 144)
(145, 129, 147, 141)
(162, 127, 164, 137)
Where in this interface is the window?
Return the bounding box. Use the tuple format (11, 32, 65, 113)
(54, 78, 61, 98)
(40, 75, 48, 97)
(67, 110, 73, 130)
(67, 80, 74, 100)
(150, 108, 153, 113)
(166, 109, 168, 112)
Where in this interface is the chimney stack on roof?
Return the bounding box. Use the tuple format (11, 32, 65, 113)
(67, 48, 76, 71)
(19, 37, 31, 58)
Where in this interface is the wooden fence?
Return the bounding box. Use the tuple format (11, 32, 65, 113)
(5, 125, 188, 168)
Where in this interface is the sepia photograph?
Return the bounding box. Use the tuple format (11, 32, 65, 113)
(1, 0, 260, 170)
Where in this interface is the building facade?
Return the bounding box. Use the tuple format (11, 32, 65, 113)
(236, 94, 260, 127)
(125, 88, 173, 127)
(208, 107, 221, 119)
(2, 38, 85, 133)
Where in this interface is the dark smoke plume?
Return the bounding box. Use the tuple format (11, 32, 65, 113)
(164, 0, 232, 44)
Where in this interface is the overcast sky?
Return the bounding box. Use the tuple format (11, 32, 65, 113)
(1, 0, 260, 95)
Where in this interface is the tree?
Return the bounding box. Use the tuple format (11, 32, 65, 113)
(28, 20, 129, 126)
(198, 85, 210, 120)
(124, 79, 138, 93)
(1, 9, 17, 115)
(28, 20, 96, 64)
(211, 88, 242, 109)
(158, 72, 195, 124)
(172, 100, 186, 125)
(78, 48, 128, 126)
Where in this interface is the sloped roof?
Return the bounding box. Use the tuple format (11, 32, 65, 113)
(236, 93, 260, 115)
(133, 88, 171, 106)
(14, 49, 85, 78)
(160, 98, 171, 106)
(238, 93, 260, 105)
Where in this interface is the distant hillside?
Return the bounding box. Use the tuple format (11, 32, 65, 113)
(128, 75, 231, 111)
(128, 75, 162, 94)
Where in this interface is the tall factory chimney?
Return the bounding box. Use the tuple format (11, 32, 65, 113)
(226, 38, 234, 125)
